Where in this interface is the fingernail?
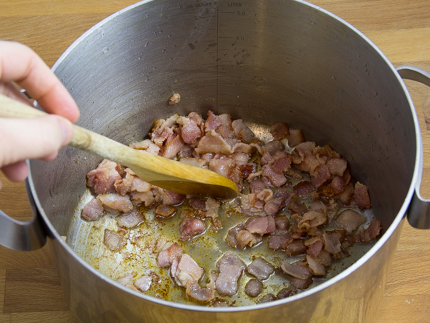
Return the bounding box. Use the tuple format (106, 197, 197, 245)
(57, 117, 73, 146)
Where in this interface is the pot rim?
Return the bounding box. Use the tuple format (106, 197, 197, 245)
(31, 0, 422, 312)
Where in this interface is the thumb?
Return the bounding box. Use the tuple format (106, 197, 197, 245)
(0, 115, 74, 168)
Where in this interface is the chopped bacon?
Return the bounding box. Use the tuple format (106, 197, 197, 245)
(195, 129, 233, 155)
(263, 197, 284, 216)
(162, 134, 185, 159)
(87, 159, 122, 194)
(244, 279, 263, 297)
(359, 219, 382, 243)
(246, 257, 275, 281)
(209, 158, 235, 178)
(306, 239, 323, 257)
(178, 116, 202, 144)
(353, 182, 372, 210)
(281, 261, 312, 280)
(117, 209, 144, 228)
(327, 157, 347, 177)
(270, 123, 289, 140)
(173, 254, 204, 287)
(104, 229, 127, 251)
(286, 129, 305, 147)
(323, 230, 345, 257)
(268, 230, 293, 250)
(81, 198, 104, 221)
(306, 255, 326, 276)
(188, 197, 206, 211)
(245, 216, 276, 236)
(285, 239, 307, 256)
(231, 119, 257, 143)
(215, 253, 246, 296)
(335, 209, 365, 233)
(159, 189, 185, 205)
(97, 193, 134, 213)
(156, 241, 183, 268)
(294, 181, 314, 197)
(180, 218, 205, 241)
(134, 275, 152, 292)
(298, 210, 327, 231)
(262, 141, 285, 156)
(185, 281, 215, 303)
(155, 204, 176, 217)
(262, 164, 287, 187)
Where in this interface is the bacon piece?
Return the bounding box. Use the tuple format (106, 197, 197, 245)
(261, 165, 287, 187)
(288, 196, 308, 216)
(185, 281, 215, 303)
(116, 274, 138, 291)
(285, 239, 307, 256)
(178, 116, 202, 144)
(268, 230, 293, 250)
(134, 275, 152, 292)
(311, 164, 331, 188)
(263, 197, 284, 217)
(156, 241, 183, 268)
(81, 198, 104, 221)
(160, 189, 185, 205)
(87, 159, 122, 194)
(327, 157, 347, 177)
(130, 191, 155, 207)
(117, 209, 144, 228)
(231, 119, 257, 143)
(337, 182, 354, 205)
(180, 218, 206, 241)
(262, 141, 285, 156)
(173, 254, 204, 287)
(306, 255, 326, 276)
(188, 197, 206, 211)
(104, 229, 127, 251)
(209, 158, 235, 178)
(281, 261, 312, 280)
(246, 257, 275, 280)
(323, 230, 345, 257)
(294, 181, 314, 197)
(306, 239, 324, 257)
(353, 182, 372, 210)
(359, 219, 382, 242)
(155, 205, 176, 217)
(97, 193, 134, 213)
(245, 216, 276, 236)
(162, 134, 185, 159)
(335, 209, 365, 233)
(298, 210, 327, 231)
(286, 129, 305, 147)
(130, 139, 160, 154)
(179, 157, 207, 168)
(206, 110, 222, 130)
(215, 253, 246, 296)
(270, 123, 289, 140)
(195, 129, 233, 155)
(245, 279, 263, 297)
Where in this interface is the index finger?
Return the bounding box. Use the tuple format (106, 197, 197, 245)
(0, 41, 80, 122)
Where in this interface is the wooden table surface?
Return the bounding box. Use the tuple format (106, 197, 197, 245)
(1, 0, 430, 322)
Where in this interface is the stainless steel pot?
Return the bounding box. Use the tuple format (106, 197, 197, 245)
(1, 0, 430, 321)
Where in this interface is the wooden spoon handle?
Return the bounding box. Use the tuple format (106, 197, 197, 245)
(0, 94, 239, 199)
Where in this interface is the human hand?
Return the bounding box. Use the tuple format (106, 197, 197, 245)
(0, 41, 80, 189)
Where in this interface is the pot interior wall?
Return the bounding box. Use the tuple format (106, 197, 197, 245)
(31, 0, 415, 266)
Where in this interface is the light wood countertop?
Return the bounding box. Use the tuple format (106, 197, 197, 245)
(1, 0, 430, 322)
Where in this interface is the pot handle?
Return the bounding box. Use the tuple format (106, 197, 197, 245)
(0, 175, 47, 250)
(397, 66, 430, 228)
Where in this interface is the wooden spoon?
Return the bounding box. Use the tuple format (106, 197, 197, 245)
(0, 94, 238, 199)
